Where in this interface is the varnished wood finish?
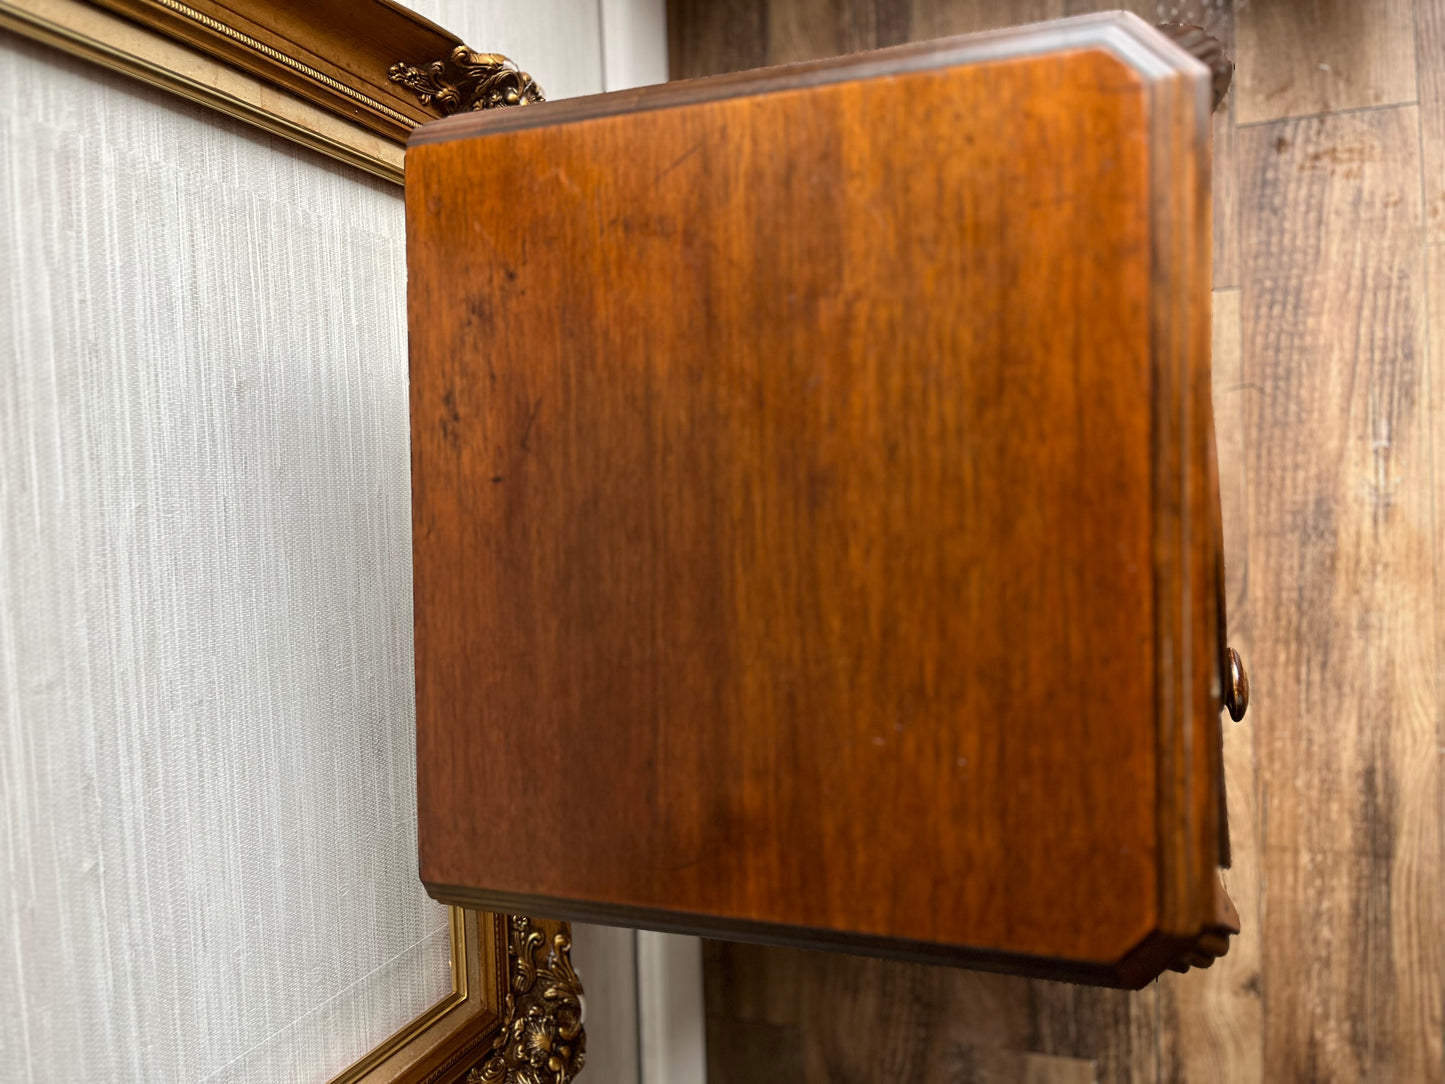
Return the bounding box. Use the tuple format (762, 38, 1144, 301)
(668, 0, 1242, 305)
(684, 1, 1445, 1080)
(406, 15, 1221, 987)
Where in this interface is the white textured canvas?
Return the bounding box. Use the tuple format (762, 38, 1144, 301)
(0, 33, 446, 1083)
(0, 3, 624, 1078)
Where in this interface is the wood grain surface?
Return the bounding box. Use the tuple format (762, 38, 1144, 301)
(1234, 0, 1417, 125)
(1156, 287, 1261, 1083)
(666, 0, 1238, 296)
(1419, 0, 1445, 244)
(1241, 105, 1441, 1083)
(406, 16, 1220, 986)
(675, 0, 1445, 1080)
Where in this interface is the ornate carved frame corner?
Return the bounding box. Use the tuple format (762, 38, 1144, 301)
(468, 917, 585, 1084)
(389, 47, 544, 115)
(0, 0, 545, 184)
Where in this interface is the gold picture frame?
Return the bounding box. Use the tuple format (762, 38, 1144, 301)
(0, 0, 545, 184)
(328, 911, 584, 1084)
(328, 908, 493, 1084)
(0, 1, 578, 1080)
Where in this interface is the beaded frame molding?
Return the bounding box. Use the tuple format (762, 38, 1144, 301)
(0, 0, 546, 184)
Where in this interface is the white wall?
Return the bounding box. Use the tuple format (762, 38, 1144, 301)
(0, 3, 631, 1080)
(599, 0, 670, 91)
(408, 1, 606, 102)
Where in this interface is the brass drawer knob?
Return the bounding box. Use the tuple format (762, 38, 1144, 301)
(1225, 647, 1249, 721)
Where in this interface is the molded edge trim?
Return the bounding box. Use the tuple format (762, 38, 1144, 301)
(425, 883, 1221, 990)
(408, 11, 1210, 147)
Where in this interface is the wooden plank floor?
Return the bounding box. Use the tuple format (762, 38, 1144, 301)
(671, 1, 1445, 1079)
